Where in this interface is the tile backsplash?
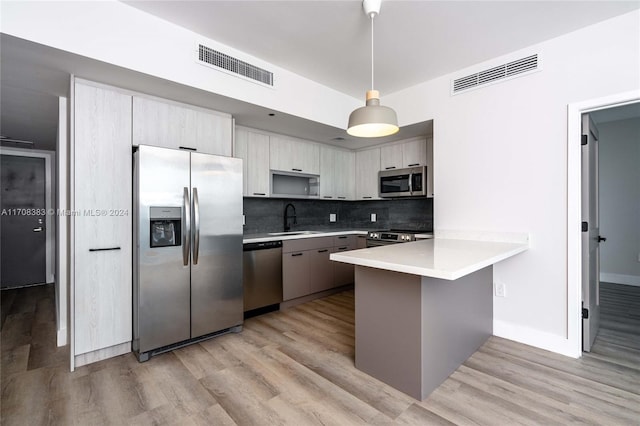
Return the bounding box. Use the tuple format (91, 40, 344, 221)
(243, 197, 433, 234)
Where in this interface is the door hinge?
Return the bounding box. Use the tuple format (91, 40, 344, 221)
(582, 221, 588, 232)
(581, 135, 588, 145)
(582, 308, 589, 319)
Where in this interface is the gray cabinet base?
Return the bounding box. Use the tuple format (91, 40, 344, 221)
(354, 265, 493, 400)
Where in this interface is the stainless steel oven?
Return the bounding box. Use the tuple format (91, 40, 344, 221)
(379, 166, 427, 198)
(366, 229, 432, 247)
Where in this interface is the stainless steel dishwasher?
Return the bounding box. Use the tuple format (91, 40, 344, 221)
(243, 240, 283, 315)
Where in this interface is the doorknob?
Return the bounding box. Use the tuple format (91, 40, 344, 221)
(33, 227, 43, 232)
(597, 235, 606, 243)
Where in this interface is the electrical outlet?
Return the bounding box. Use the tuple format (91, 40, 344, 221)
(329, 213, 336, 222)
(371, 213, 377, 222)
(494, 282, 506, 297)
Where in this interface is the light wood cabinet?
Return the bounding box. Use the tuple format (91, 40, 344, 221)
(73, 81, 132, 358)
(270, 135, 320, 175)
(403, 138, 427, 168)
(234, 127, 270, 197)
(132, 96, 233, 156)
(380, 137, 427, 170)
(320, 146, 355, 200)
(355, 148, 381, 200)
(380, 144, 403, 170)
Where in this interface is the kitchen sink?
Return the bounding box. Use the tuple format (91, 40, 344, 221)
(267, 231, 321, 236)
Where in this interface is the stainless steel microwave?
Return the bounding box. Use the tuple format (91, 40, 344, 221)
(379, 166, 427, 198)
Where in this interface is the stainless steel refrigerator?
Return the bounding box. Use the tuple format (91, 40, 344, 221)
(133, 145, 243, 361)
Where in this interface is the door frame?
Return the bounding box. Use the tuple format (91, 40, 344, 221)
(567, 90, 640, 357)
(0, 147, 55, 285)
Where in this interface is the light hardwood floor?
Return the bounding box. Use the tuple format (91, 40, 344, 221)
(2, 283, 639, 425)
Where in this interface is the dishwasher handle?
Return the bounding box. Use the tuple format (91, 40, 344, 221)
(243, 241, 283, 251)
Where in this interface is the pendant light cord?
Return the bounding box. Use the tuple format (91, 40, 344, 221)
(371, 13, 375, 90)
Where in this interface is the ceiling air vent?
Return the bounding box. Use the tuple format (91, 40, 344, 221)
(197, 44, 274, 86)
(452, 54, 539, 95)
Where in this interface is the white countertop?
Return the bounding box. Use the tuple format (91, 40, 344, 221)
(329, 237, 528, 280)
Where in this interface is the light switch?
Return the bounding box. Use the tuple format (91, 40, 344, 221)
(329, 213, 337, 222)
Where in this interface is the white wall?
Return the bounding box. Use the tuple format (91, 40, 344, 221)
(386, 10, 640, 356)
(598, 117, 640, 286)
(0, 0, 360, 129)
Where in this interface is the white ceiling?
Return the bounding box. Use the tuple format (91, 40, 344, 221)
(1, 1, 639, 151)
(122, 0, 640, 98)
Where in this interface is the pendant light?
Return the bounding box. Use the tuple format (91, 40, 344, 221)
(347, 0, 399, 138)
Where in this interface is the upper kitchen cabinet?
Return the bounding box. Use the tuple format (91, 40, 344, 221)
(133, 96, 233, 156)
(270, 135, 320, 175)
(320, 146, 355, 200)
(234, 127, 270, 197)
(355, 148, 381, 200)
(380, 137, 428, 170)
(73, 80, 133, 366)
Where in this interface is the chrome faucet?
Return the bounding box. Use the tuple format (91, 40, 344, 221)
(284, 203, 297, 232)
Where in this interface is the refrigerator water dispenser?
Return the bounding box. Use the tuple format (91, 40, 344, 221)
(149, 206, 181, 248)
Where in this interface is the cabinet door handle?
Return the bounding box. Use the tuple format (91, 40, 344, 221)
(292, 168, 302, 172)
(385, 166, 396, 170)
(338, 197, 346, 199)
(338, 246, 348, 250)
(89, 247, 121, 252)
(363, 196, 372, 199)
(252, 192, 266, 196)
(323, 196, 332, 199)
(408, 163, 420, 167)
(318, 249, 328, 253)
(179, 146, 196, 151)
(337, 236, 347, 239)
(292, 253, 303, 257)
(33, 227, 43, 232)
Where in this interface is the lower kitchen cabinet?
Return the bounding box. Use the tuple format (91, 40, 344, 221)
(333, 235, 357, 287)
(282, 251, 311, 300)
(282, 235, 357, 301)
(308, 247, 335, 293)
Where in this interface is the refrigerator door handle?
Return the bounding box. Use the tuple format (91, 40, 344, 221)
(193, 187, 200, 265)
(183, 187, 191, 266)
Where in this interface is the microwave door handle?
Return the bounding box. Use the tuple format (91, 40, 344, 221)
(183, 187, 191, 266)
(408, 172, 413, 195)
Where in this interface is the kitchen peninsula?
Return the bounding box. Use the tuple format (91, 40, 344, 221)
(330, 233, 528, 400)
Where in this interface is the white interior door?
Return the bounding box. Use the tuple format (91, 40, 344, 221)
(581, 113, 602, 352)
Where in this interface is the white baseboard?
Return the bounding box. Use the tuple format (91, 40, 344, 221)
(57, 327, 68, 347)
(600, 272, 640, 287)
(493, 319, 580, 358)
